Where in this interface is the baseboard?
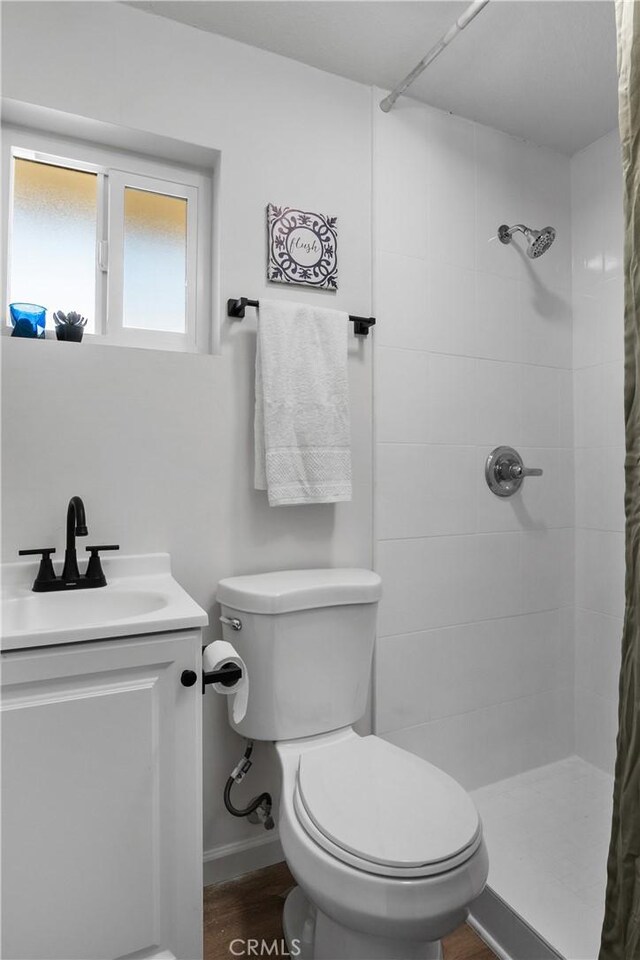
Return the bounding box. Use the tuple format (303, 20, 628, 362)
(203, 832, 284, 886)
(469, 886, 563, 960)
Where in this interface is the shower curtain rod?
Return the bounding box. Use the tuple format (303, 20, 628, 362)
(379, 0, 490, 113)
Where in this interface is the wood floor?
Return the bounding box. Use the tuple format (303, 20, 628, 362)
(204, 862, 497, 960)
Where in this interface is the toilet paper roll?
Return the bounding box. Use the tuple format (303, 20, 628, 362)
(203, 640, 248, 723)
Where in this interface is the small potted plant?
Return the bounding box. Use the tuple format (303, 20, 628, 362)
(53, 310, 88, 342)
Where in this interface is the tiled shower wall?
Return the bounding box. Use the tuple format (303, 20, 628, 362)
(571, 130, 625, 774)
(373, 94, 575, 789)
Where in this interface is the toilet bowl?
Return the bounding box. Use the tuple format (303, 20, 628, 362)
(278, 728, 488, 959)
(217, 569, 488, 960)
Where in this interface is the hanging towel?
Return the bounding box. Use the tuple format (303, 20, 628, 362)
(254, 299, 352, 506)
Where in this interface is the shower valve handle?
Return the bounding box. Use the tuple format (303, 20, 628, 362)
(506, 463, 543, 480)
(485, 446, 543, 498)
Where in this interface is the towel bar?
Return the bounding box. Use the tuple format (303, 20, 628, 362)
(227, 297, 376, 337)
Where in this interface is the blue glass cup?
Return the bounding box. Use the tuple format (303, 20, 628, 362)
(10, 303, 47, 338)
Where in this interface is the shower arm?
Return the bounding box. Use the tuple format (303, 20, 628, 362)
(500, 224, 529, 241)
(379, 0, 490, 113)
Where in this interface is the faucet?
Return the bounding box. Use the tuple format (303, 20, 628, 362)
(18, 496, 119, 592)
(62, 496, 88, 581)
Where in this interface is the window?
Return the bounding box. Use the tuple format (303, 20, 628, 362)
(3, 130, 212, 352)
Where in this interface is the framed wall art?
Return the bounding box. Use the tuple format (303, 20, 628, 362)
(267, 204, 338, 289)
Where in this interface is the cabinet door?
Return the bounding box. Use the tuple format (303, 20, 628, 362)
(1, 631, 202, 960)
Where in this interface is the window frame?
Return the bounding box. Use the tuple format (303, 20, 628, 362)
(2, 127, 212, 353)
(108, 170, 198, 351)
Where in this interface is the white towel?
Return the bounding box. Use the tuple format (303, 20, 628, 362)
(254, 299, 352, 506)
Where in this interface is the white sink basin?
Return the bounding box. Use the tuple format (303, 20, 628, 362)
(1, 554, 208, 651)
(3, 589, 168, 634)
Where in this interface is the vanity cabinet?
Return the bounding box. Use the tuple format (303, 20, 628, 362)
(1, 628, 203, 960)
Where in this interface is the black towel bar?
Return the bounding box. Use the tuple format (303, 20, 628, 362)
(227, 297, 376, 337)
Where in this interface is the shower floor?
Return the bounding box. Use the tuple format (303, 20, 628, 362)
(471, 756, 613, 960)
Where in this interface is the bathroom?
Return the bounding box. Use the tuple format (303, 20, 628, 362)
(0, 2, 634, 959)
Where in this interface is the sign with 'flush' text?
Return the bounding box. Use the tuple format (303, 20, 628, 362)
(267, 204, 338, 290)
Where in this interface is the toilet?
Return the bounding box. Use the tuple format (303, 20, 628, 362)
(217, 569, 489, 960)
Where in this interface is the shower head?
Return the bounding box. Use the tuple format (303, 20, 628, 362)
(498, 223, 556, 259)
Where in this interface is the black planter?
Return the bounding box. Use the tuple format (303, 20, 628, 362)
(55, 325, 84, 342)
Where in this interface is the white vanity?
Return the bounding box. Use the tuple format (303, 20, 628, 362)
(1, 554, 207, 960)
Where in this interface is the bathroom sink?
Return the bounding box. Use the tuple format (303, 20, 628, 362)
(3, 589, 167, 634)
(1, 553, 208, 651)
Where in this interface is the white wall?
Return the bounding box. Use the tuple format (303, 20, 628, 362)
(373, 95, 575, 789)
(0, 1, 373, 868)
(571, 129, 625, 774)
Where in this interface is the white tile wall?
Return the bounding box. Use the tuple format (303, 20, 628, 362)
(575, 529, 625, 619)
(377, 252, 430, 351)
(429, 354, 477, 444)
(373, 94, 575, 783)
(575, 446, 625, 532)
(427, 110, 476, 271)
(521, 528, 574, 614)
(571, 130, 625, 775)
(376, 347, 431, 443)
(384, 688, 574, 790)
(373, 102, 624, 787)
(376, 534, 517, 637)
(428, 264, 477, 356)
(475, 272, 521, 363)
(574, 362, 625, 450)
(375, 98, 430, 260)
(474, 359, 523, 446)
(376, 444, 476, 539)
(376, 609, 573, 734)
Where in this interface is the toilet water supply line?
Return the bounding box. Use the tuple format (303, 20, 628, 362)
(224, 740, 275, 831)
(379, 0, 490, 113)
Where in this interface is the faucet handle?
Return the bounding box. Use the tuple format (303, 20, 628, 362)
(84, 545, 119, 586)
(18, 548, 57, 589)
(18, 547, 56, 557)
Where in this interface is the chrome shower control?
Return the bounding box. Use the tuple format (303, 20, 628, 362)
(485, 446, 543, 498)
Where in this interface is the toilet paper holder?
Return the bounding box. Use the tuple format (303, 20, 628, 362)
(181, 662, 243, 692)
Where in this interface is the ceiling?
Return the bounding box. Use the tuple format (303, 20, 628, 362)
(128, 1, 618, 155)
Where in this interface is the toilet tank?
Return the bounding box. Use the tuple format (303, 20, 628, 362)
(217, 569, 382, 741)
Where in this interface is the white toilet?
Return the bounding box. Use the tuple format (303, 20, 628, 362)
(217, 568, 489, 960)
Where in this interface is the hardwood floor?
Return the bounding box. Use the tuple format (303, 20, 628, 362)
(204, 862, 497, 960)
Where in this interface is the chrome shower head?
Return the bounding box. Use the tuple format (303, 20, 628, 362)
(498, 223, 556, 259)
(527, 226, 556, 258)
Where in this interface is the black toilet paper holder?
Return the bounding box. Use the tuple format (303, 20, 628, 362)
(181, 662, 243, 692)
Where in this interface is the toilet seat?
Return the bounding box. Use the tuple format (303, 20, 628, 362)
(293, 735, 482, 879)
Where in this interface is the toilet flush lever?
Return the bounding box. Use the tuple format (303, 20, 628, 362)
(219, 616, 242, 631)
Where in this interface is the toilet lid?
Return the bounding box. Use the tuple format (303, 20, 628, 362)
(295, 736, 481, 875)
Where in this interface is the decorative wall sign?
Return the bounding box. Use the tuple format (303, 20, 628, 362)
(267, 204, 338, 289)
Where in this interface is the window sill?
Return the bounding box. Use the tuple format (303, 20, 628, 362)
(2, 326, 211, 356)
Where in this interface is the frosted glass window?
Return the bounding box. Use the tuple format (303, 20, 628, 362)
(5, 135, 209, 351)
(123, 188, 187, 333)
(10, 158, 97, 333)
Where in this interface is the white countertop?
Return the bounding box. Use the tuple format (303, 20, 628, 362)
(1, 553, 208, 651)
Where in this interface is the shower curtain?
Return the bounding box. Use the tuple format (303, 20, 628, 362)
(600, 3, 640, 958)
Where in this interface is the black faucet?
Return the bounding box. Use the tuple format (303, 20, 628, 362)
(19, 496, 119, 592)
(62, 495, 88, 581)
